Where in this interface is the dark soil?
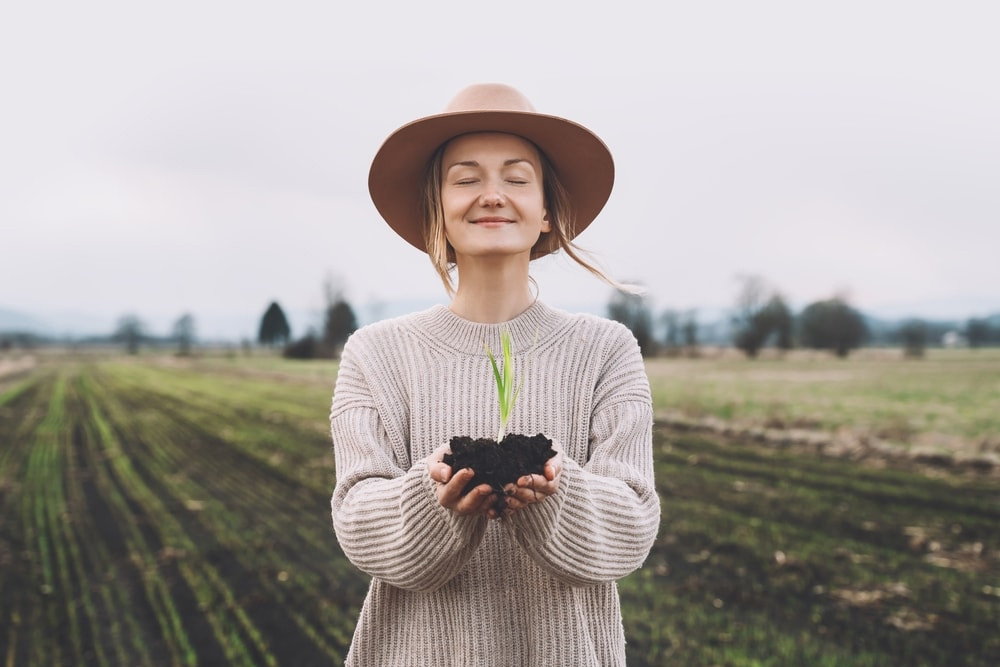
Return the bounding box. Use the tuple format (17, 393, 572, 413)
(443, 433, 555, 511)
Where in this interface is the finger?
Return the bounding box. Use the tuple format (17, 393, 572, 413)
(507, 487, 541, 508)
(507, 475, 557, 506)
(437, 460, 456, 483)
(544, 452, 563, 482)
(502, 493, 526, 512)
(429, 461, 453, 484)
(427, 444, 455, 483)
(451, 483, 494, 515)
(517, 473, 554, 492)
(499, 483, 524, 511)
(436, 468, 475, 507)
(489, 504, 515, 520)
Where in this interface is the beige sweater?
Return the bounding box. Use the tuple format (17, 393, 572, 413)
(330, 301, 660, 666)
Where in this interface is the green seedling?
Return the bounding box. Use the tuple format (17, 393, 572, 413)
(484, 328, 530, 442)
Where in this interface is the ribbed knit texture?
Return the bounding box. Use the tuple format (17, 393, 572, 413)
(330, 301, 660, 666)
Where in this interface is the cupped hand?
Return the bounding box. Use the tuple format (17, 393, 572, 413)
(499, 447, 563, 517)
(427, 443, 496, 517)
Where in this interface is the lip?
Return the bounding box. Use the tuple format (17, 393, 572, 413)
(471, 217, 514, 224)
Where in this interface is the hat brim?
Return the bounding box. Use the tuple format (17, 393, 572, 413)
(368, 109, 614, 254)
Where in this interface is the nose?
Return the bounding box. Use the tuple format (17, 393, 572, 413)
(479, 181, 505, 207)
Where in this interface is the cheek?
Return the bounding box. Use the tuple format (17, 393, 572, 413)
(440, 193, 457, 216)
(441, 190, 472, 219)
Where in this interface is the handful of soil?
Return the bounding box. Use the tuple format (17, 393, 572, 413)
(442, 433, 555, 511)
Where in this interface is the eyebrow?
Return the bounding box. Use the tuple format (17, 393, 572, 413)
(445, 158, 534, 171)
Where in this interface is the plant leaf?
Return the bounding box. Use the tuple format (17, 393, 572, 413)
(484, 339, 507, 440)
(501, 330, 514, 417)
(485, 342, 503, 395)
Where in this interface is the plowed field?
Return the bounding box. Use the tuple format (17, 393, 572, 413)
(1, 354, 998, 666)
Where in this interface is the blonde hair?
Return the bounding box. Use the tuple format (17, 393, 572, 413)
(422, 139, 638, 297)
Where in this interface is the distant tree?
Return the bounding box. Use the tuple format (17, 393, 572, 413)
(283, 332, 319, 359)
(172, 313, 196, 356)
(313, 274, 358, 357)
(765, 296, 794, 352)
(966, 318, 991, 348)
(2, 332, 42, 350)
(114, 314, 145, 355)
(731, 276, 790, 358)
(258, 301, 291, 347)
(324, 298, 358, 354)
(799, 298, 867, 358)
(682, 310, 700, 357)
(899, 319, 929, 358)
(608, 289, 655, 356)
(660, 309, 681, 356)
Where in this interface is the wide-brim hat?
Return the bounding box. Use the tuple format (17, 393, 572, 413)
(368, 83, 615, 256)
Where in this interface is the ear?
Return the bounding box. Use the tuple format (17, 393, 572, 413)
(540, 209, 552, 233)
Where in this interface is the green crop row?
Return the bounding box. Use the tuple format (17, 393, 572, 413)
(1, 360, 360, 666)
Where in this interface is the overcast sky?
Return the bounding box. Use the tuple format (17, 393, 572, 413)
(2, 1, 997, 340)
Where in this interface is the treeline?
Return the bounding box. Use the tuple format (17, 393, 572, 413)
(0, 272, 362, 359)
(3, 274, 995, 361)
(0, 300, 357, 360)
(256, 293, 357, 360)
(607, 276, 1000, 359)
(0, 313, 200, 355)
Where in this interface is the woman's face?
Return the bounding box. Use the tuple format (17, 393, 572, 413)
(439, 132, 550, 262)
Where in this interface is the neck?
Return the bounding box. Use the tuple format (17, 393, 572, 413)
(448, 258, 536, 323)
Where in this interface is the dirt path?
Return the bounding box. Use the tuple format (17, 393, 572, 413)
(0, 354, 37, 381)
(654, 412, 1000, 477)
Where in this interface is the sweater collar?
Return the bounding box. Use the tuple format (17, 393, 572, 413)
(414, 300, 564, 356)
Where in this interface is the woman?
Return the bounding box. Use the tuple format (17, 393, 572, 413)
(330, 83, 659, 666)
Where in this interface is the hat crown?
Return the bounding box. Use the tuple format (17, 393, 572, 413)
(443, 83, 537, 114)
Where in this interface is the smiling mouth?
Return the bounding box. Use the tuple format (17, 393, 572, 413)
(471, 217, 514, 224)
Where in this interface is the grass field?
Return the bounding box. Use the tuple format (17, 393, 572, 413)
(1, 350, 998, 666)
(646, 348, 1000, 462)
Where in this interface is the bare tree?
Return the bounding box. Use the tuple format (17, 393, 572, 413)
(172, 313, 196, 356)
(731, 275, 771, 358)
(660, 309, 681, 357)
(607, 288, 656, 357)
(682, 309, 700, 357)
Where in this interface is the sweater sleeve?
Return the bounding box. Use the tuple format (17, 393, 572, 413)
(330, 339, 488, 592)
(503, 325, 660, 587)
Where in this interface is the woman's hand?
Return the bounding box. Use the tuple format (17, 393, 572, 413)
(499, 447, 563, 517)
(427, 443, 496, 517)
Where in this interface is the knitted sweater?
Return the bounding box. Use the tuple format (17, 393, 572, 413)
(330, 301, 660, 666)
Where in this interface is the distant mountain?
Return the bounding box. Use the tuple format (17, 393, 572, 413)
(0, 308, 50, 334)
(0, 308, 121, 339)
